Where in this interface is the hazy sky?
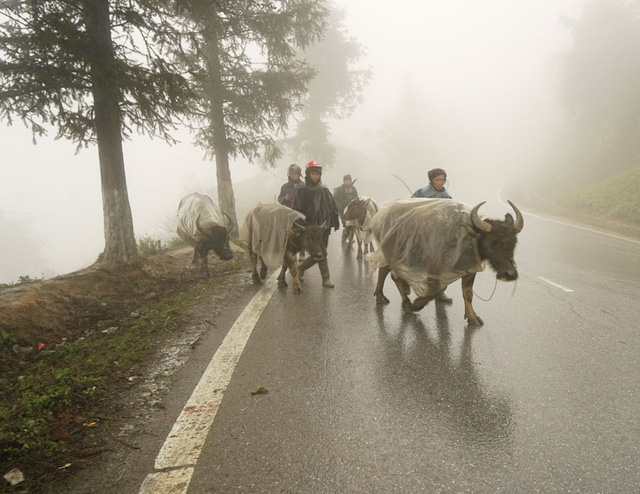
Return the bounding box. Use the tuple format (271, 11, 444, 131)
(0, 0, 585, 283)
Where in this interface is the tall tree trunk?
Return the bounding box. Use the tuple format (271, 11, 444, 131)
(83, 0, 138, 263)
(204, 17, 239, 237)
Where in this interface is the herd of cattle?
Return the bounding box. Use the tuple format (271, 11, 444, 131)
(176, 192, 524, 325)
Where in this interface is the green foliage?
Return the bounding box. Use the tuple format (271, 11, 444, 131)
(0, 0, 194, 146)
(0, 274, 44, 290)
(137, 236, 167, 257)
(284, 5, 370, 166)
(564, 165, 640, 225)
(174, 0, 329, 165)
(0, 290, 199, 463)
(554, 0, 640, 175)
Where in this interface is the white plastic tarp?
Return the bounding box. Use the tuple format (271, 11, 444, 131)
(240, 203, 306, 269)
(367, 198, 484, 297)
(177, 193, 227, 244)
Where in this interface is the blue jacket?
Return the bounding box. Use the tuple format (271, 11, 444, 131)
(412, 184, 452, 199)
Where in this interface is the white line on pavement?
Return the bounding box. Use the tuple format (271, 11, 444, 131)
(537, 276, 574, 293)
(139, 273, 278, 494)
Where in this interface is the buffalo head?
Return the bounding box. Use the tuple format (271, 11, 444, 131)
(196, 215, 234, 261)
(342, 198, 368, 223)
(290, 219, 327, 261)
(469, 201, 523, 282)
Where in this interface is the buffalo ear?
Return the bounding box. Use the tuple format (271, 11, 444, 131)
(504, 213, 514, 225)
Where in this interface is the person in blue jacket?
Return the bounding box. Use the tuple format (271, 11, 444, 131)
(412, 167, 454, 303)
(412, 168, 452, 199)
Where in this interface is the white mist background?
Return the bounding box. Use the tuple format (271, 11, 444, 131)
(0, 0, 584, 283)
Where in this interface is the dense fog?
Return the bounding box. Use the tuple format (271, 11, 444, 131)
(0, 0, 600, 283)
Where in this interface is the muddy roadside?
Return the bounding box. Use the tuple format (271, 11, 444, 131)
(0, 246, 253, 493)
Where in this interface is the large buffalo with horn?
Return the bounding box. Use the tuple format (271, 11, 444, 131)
(176, 193, 234, 277)
(368, 198, 523, 325)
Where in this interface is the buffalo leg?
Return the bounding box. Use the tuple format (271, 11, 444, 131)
(277, 262, 288, 288)
(462, 273, 484, 326)
(391, 274, 416, 313)
(374, 266, 391, 304)
(356, 237, 363, 259)
(191, 248, 200, 266)
(284, 252, 303, 294)
(197, 247, 210, 278)
(259, 256, 268, 280)
(250, 250, 261, 284)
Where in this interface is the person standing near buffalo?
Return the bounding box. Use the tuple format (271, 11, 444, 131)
(278, 163, 305, 208)
(412, 168, 452, 199)
(293, 161, 340, 288)
(412, 167, 454, 303)
(333, 174, 359, 243)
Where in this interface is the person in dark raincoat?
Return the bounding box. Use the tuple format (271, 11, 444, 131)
(292, 161, 340, 288)
(278, 163, 305, 208)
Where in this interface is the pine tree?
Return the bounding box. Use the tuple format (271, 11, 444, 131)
(0, 0, 193, 263)
(173, 0, 328, 232)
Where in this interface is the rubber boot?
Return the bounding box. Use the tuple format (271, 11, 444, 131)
(297, 256, 317, 283)
(435, 288, 453, 303)
(318, 258, 335, 288)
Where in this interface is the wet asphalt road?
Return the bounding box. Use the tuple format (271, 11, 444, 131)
(151, 211, 640, 493)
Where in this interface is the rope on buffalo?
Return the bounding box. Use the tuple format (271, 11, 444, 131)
(473, 277, 518, 301)
(473, 277, 498, 301)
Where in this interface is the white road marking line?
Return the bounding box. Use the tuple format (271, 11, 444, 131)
(139, 273, 278, 494)
(537, 276, 574, 293)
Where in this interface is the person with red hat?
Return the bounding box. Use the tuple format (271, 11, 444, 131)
(292, 161, 340, 288)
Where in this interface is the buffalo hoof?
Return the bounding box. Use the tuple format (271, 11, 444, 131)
(402, 299, 415, 313)
(375, 293, 390, 305)
(293, 284, 303, 294)
(465, 315, 484, 326)
(252, 272, 262, 284)
(278, 279, 288, 288)
(259, 267, 268, 280)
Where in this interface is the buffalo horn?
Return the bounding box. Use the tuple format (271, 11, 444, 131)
(470, 202, 492, 233)
(319, 220, 328, 229)
(195, 214, 210, 237)
(508, 200, 524, 233)
(222, 211, 234, 234)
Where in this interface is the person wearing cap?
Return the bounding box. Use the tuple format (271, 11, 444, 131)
(278, 163, 305, 208)
(292, 161, 341, 288)
(412, 167, 454, 303)
(412, 168, 452, 199)
(333, 174, 359, 243)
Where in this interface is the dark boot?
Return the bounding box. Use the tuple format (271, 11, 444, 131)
(318, 258, 335, 288)
(297, 256, 317, 283)
(435, 288, 453, 303)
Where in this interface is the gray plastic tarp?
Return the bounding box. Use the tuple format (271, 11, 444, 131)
(366, 198, 484, 297)
(240, 203, 306, 269)
(177, 193, 227, 245)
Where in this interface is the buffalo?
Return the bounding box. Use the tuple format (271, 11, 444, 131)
(176, 193, 234, 277)
(241, 203, 327, 294)
(342, 197, 379, 258)
(368, 198, 523, 325)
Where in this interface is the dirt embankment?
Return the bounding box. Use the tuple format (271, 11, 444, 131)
(0, 247, 252, 493)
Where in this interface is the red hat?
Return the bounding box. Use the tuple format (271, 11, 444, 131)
(306, 160, 322, 171)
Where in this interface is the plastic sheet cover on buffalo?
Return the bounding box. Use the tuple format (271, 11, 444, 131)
(240, 203, 306, 269)
(344, 197, 379, 245)
(366, 198, 485, 298)
(177, 193, 227, 244)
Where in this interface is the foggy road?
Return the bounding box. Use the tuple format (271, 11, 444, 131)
(138, 210, 640, 493)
